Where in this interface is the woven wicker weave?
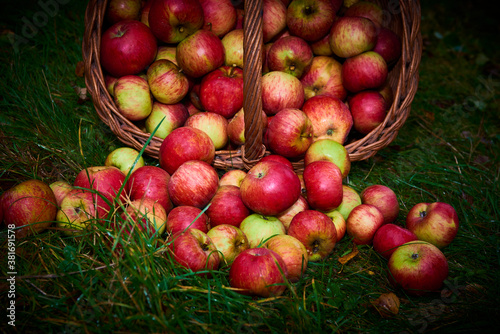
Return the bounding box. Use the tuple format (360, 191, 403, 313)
(83, 0, 422, 173)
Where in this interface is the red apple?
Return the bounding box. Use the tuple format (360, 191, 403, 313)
(49, 180, 73, 207)
(188, 82, 204, 110)
(406, 202, 459, 249)
(342, 51, 388, 93)
(55, 189, 98, 235)
(206, 185, 250, 228)
(166, 205, 209, 235)
(200, 0, 237, 38)
(331, 0, 343, 13)
(329, 16, 377, 58)
(264, 234, 309, 282)
(373, 223, 418, 260)
(219, 169, 247, 188)
(148, 0, 204, 44)
(276, 195, 309, 231)
(300, 55, 346, 100)
(388, 241, 449, 296)
(309, 32, 333, 56)
(167, 228, 220, 275)
(222, 29, 244, 68)
(199, 66, 244, 119)
(239, 213, 286, 248)
(262, 0, 288, 43)
(301, 95, 352, 144)
(105, 0, 142, 25)
(121, 198, 168, 236)
(1, 179, 57, 238)
(267, 35, 314, 79)
(288, 209, 337, 261)
(349, 90, 388, 135)
(176, 29, 225, 78)
(334, 185, 362, 220)
(343, 0, 384, 29)
(145, 101, 189, 139)
(140, 0, 152, 26)
(159, 126, 215, 175)
(73, 166, 126, 218)
(262, 42, 274, 74)
(167, 160, 219, 209)
(147, 59, 189, 105)
(240, 160, 301, 216)
(303, 160, 343, 212)
(127, 165, 173, 215)
(259, 154, 294, 170)
(304, 138, 351, 178)
(226, 108, 268, 146)
(373, 27, 402, 65)
(183, 99, 202, 116)
(261, 71, 305, 116)
(184, 111, 229, 150)
(266, 108, 314, 158)
(378, 80, 394, 108)
(346, 203, 384, 245)
(104, 74, 118, 97)
(207, 224, 249, 266)
(100, 19, 157, 77)
(286, 0, 336, 42)
(360, 184, 400, 225)
(229, 248, 288, 297)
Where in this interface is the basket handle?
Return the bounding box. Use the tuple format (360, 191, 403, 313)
(242, 0, 264, 163)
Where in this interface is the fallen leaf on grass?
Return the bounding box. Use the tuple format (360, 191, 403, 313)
(73, 85, 89, 104)
(370, 292, 400, 318)
(338, 244, 359, 265)
(75, 60, 85, 77)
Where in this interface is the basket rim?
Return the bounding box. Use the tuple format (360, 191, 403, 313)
(82, 0, 422, 172)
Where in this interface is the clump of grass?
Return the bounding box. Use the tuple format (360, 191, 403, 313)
(1, 0, 500, 332)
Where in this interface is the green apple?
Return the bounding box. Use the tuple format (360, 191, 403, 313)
(304, 138, 351, 178)
(104, 147, 145, 176)
(239, 213, 286, 248)
(1, 179, 57, 238)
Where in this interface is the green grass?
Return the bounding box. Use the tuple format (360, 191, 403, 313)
(1, 0, 499, 333)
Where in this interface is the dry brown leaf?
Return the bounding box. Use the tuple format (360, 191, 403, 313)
(338, 244, 359, 265)
(75, 60, 85, 77)
(370, 292, 400, 318)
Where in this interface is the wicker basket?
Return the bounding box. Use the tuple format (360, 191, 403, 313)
(83, 0, 422, 173)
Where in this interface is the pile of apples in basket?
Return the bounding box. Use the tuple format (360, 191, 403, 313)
(1, 0, 459, 300)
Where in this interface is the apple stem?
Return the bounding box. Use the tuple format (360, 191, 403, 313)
(289, 64, 296, 72)
(229, 64, 236, 77)
(179, 26, 184, 34)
